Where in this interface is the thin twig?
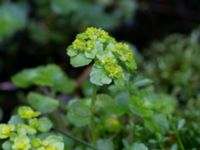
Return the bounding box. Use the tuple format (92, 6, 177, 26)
(76, 66, 92, 86)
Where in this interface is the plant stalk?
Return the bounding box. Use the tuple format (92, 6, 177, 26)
(176, 129, 185, 150)
(90, 85, 97, 144)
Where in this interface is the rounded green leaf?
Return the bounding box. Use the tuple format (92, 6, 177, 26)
(129, 93, 153, 117)
(12, 64, 76, 93)
(129, 143, 148, 150)
(67, 99, 91, 127)
(8, 115, 24, 125)
(27, 92, 59, 113)
(144, 114, 169, 134)
(70, 53, 92, 67)
(51, 0, 78, 15)
(0, 3, 27, 39)
(52, 77, 76, 94)
(90, 66, 112, 86)
(37, 117, 53, 132)
(2, 140, 12, 150)
(97, 139, 114, 150)
(11, 67, 42, 88)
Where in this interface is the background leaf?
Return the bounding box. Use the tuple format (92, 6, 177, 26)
(129, 143, 148, 150)
(0, 3, 27, 41)
(12, 64, 76, 93)
(27, 92, 59, 113)
(97, 138, 114, 150)
(67, 99, 91, 127)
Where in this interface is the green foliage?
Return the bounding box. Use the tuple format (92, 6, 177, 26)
(51, 0, 137, 30)
(143, 28, 200, 101)
(66, 99, 91, 127)
(27, 92, 59, 113)
(129, 143, 148, 150)
(0, 3, 27, 41)
(0, 106, 64, 150)
(0, 0, 137, 42)
(12, 64, 76, 94)
(97, 138, 114, 150)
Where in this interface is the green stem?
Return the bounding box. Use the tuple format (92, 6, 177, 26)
(170, 116, 185, 150)
(90, 85, 97, 144)
(176, 129, 185, 150)
(56, 129, 99, 150)
(156, 134, 164, 150)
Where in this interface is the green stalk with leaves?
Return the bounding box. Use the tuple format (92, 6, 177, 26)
(66, 27, 137, 144)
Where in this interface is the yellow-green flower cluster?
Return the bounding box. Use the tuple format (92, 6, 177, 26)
(100, 55, 123, 79)
(36, 136, 64, 150)
(0, 124, 15, 139)
(67, 27, 137, 85)
(0, 106, 64, 150)
(12, 135, 31, 150)
(18, 106, 41, 119)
